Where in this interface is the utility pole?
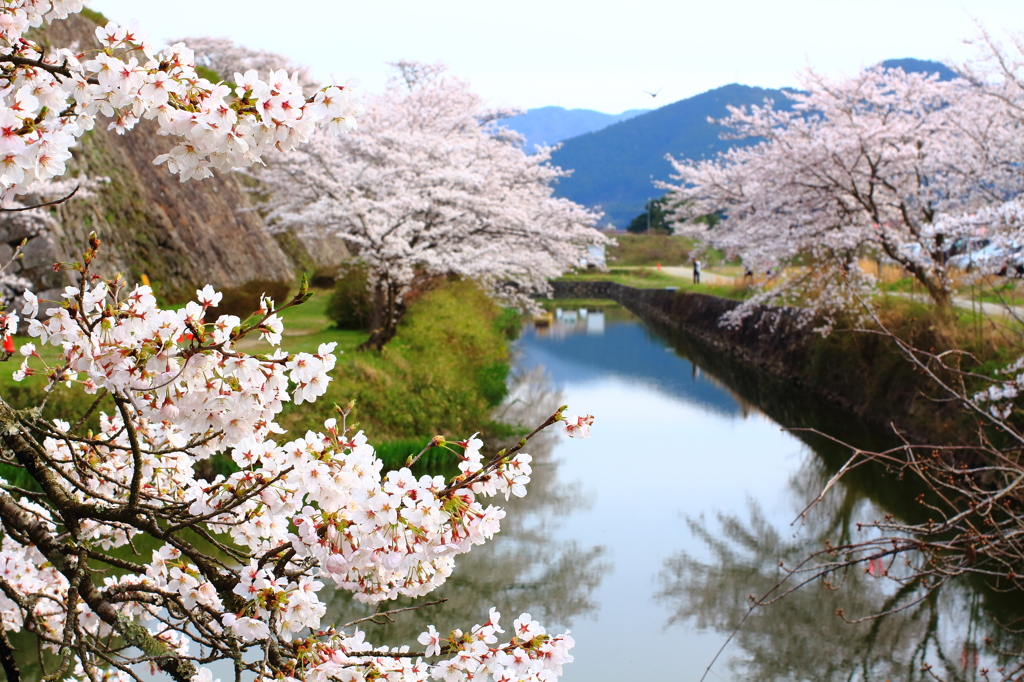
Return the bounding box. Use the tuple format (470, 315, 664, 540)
(646, 197, 651, 235)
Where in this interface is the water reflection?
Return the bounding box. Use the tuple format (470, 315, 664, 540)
(523, 312, 760, 419)
(657, 496, 1022, 681)
(514, 310, 1024, 681)
(539, 308, 606, 336)
(647, 320, 1024, 681)
(322, 365, 608, 643)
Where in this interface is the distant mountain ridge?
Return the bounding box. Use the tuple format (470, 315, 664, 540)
(880, 58, 957, 81)
(502, 106, 650, 150)
(549, 83, 794, 227)
(547, 58, 956, 228)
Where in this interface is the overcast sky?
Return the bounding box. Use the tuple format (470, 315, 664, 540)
(90, 0, 1022, 114)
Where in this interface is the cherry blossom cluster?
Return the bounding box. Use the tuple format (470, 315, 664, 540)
(971, 355, 1024, 420)
(13, 277, 335, 455)
(561, 414, 594, 439)
(0, 245, 588, 681)
(233, 609, 575, 682)
(0, 1, 363, 198)
(414, 610, 575, 682)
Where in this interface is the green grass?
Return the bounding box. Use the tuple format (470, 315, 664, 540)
(235, 287, 368, 355)
(277, 279, 516, 442)
(539, 298, 625, 311)
(558, 267, 752, 300)
(607, 233, 695, 266)
(560, 267, 688, 289)
(606, 233, 733, 267)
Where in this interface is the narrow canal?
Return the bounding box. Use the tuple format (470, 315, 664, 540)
(332, 305, 1024, 681)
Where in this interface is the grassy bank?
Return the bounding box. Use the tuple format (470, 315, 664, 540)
(787, 295, 1024, 442)
(558, 267, 752, 300)
(277, 279, 517, 443)
(606, 233, 729, 267)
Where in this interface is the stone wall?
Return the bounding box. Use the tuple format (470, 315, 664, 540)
(551, 280, 817, 385)
(550, 281, 961, 439)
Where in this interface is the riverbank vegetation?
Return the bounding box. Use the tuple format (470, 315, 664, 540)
(280, 278, 520, 441)
(558, 266, 753, 300)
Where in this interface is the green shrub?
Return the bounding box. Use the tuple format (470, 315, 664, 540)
(79, 7, 109, 24)
(373, 438, 460, 477)
(194, 65, 222, 84)
(327, 264, 373, 330)
(476, 362, 510, 407)
(310, 266, 338, 289)
(493, 307, 524, 340)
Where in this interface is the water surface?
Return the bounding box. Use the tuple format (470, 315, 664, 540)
(337, 307, 1024, 681)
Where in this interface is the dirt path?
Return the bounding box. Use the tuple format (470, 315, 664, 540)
(660, 266, 736, 286)
(889, 291, 1024, 320)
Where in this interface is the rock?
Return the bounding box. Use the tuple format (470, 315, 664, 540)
(17, 234, 57, 271)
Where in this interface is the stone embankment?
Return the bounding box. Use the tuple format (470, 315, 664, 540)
(551, 280, 958, 441)
(553, 280, 817, 387)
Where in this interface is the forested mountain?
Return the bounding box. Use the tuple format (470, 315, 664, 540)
(502, 106, 649, 150)
(549, 84, 793, 227)
(880, 58, 957, 81)
(549, 59, 956, 228)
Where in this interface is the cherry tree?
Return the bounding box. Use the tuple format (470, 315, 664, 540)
(921, 30, 1024, 261)
(257, 61, 607, 349)
(662, 64, 1024, 321)
(0, 5, 593, 682)
(177, 36, 320, 95)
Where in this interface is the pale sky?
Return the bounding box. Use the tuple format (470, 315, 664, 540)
(90, 0, 1022, 114)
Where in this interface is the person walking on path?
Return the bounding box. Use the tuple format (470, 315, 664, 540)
(693, 258, 701, 284)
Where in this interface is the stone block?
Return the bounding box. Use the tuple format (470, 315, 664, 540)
(18, 234, 58, 271)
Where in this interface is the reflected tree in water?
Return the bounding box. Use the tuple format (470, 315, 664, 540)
(325, 366, 608, 643)
(657, 455, 1024, 682)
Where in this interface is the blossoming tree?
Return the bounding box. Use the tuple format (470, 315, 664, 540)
(0, 4, 592, 681)
(255, 60, 608, 349)
(913, 30, 1024, 260)
(662, 64, 1024, 320)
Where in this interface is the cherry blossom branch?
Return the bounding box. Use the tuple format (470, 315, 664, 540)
(0, 185, 79, 212)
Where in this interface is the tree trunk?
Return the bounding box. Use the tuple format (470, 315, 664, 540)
(898, 254, 954, 315)
(360, 281, 401, 350)
(917, 273, 953, 315)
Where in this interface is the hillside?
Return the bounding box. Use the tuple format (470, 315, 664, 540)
(550, 59, 957, 228)
(503, 106, 649, 150)
(880, 58, 957, 81)
(550, 83, 793, 227)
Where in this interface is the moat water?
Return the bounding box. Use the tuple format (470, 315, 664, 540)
(335, 307, 1024, 682)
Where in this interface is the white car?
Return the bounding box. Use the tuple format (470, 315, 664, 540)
(947, 241, 1000, 271)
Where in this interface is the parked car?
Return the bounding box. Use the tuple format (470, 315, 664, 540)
(947, 241, 1024, 276)
(947, 240, 997, 271)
